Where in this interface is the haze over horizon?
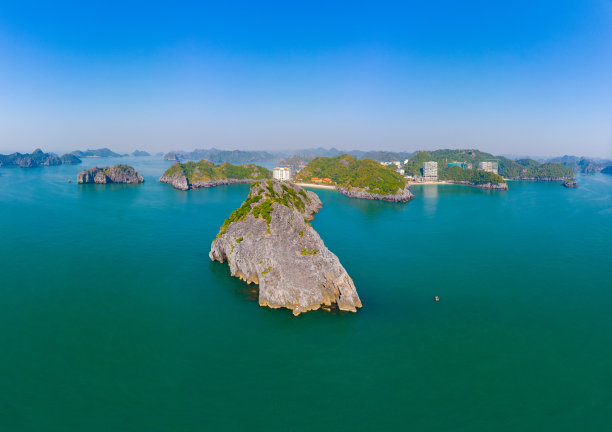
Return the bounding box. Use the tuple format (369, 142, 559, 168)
(1, 1, 611, 158)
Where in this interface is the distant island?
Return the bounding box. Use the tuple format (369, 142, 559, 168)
(71, 148, 124, 158)
(77, 165, 144, 184)
(0, 148, 81, 167)
(294, 154, 414, 201)
(159, 160, 271, 190)
(602, 166, 612, 175)
(210, 180, 361, 315)
(132, 150, 151, 157)
(163, 148, 276, 164)
(546, 155, 612, 175)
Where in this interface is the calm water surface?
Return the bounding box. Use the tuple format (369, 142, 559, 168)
(1, 157, 611, 431)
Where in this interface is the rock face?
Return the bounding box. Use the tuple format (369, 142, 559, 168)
(60, 154, 82, 164)
(447, 180, 509, 190)
(210, 180, 362, 316)
(159, 173, 253, 191)
(335, 185, 414, 202)
(77, 165, 144, 184)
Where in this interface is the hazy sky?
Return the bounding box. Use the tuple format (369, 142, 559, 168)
(1, 0, 611, 157)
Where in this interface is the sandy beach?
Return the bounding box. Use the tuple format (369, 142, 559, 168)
(294, 182, 337, 190)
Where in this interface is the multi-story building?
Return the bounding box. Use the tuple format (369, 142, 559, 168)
(423, 161, 438, 181)
(478, 161, 498, 175)
(273, 167, 292, 181)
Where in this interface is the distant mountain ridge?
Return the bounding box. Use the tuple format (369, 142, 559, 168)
(71, 148, 124, 158)
(132, 150, 151, 157)
(544, 155, 612, 174)
(164, 148, 276, 163)
(0, 148, 81, 167)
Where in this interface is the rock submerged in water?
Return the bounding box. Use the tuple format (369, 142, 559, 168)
(77, 165, 144, 184)
(209, 180, 362, 316)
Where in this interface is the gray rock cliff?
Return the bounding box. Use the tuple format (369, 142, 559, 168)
(158, 171, 253, 190)
(335, 185, 414, 202)
(77, 165, 144, 184)
(209, 180, 362, 315)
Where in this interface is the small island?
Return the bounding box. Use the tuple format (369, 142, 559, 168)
(132, 150, 151, 157)
(210, 180, 362, 315)
(294, 154, 414, 202)
(71, 148, 124, 158)
(602, 166, 612, 175)
(77, 165, 144, 184)
(159, 160, 271, 190)
(0, 148, 82, 168)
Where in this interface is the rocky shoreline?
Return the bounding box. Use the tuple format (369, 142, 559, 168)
(447, 180, 509, 190)
(209, 180, 362, 316)
(77, 165, 144, 184)
(506, 176, 573, 181)
(335, 185, 414, 202)
(158, 172, 254, 190)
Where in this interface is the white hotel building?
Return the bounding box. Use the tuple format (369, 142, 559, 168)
(273, 167, 292, 181)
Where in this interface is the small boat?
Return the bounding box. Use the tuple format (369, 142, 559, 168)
(563, 180, 578, 188)
(434, 296, 439, 302)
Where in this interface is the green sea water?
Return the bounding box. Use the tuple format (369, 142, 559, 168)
(1, 157, 611, 431)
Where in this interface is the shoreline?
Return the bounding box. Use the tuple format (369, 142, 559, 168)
(407, 180, 453, 186)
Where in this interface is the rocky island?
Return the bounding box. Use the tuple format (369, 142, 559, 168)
(77, 165, 144, 184)
(0, 148, 81, 168)
(295, 154, 414, 202)
(210, 180, 361, 315)
(71, 148, 124, 158)
(132, 150, 151, 157)
(159, 160, 271, 190)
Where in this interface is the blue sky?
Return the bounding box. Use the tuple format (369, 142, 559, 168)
(1, 0, 611, 157)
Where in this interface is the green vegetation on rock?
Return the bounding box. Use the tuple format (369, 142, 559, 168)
(162, 160, 271, 183)
(404, 149, 573, 180)
(300, 247, 319, 256)
(217, 181, 312, 238)
(439, 165, 506, 185)
(295, 154, 406, 195)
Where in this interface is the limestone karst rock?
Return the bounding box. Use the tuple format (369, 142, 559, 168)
(210, 180, 361, 315)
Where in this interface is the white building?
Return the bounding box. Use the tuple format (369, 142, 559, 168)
(478, 161, 498, 175)
(423, 161, 438, 181)
(380, 161, 402, 168)
(273, 167, 292, 181)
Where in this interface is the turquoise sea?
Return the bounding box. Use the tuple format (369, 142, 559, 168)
(1, 157, 611, 431)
